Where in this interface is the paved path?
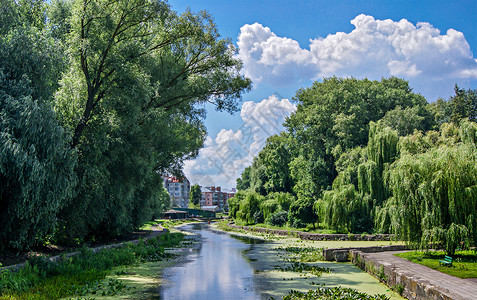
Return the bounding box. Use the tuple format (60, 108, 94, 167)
(364, 250, 477, 300)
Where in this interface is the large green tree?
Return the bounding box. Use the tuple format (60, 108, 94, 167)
(52, 0, 251, 240)
(0, 1, 76, 249)
(248, 134, 295, 195)
(384, 121, 477, 255)
(285, 77, 428, 197)
(430, 85, 477, 127)
(0, 75, 77, 250)
(317, 123, 399, 233)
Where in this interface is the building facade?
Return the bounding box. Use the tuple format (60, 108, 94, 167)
(162, 173, 190, 208)
(200, 186, 236, 211)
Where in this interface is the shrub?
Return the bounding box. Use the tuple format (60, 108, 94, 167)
(268, 211, 288, 227)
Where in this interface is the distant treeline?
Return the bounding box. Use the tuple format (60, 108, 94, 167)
(0, 0, 251, 251)
(233, 77, 477, 255)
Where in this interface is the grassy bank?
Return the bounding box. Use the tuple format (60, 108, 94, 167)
(0, 233, 184, 300)
(395, 250, 477, 278)
(140, 218, 201, 231)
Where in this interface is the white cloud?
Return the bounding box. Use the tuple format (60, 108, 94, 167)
(183, 95, 296, 188)
(237, 23, 316, 85)
(237, 14, 477, 99)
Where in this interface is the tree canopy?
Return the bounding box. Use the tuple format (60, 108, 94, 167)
(0, 0, 251, 249)
(0, 3, 76, 249)
(231, 77, 477, 255)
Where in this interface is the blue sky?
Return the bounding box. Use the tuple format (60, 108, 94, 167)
(173, 0, 477, 188)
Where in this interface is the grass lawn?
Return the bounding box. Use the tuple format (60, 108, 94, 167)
(395, 250, 477, 279)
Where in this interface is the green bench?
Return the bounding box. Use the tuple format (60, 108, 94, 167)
(439, 255, 453, 267)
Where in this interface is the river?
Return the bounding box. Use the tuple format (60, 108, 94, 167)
(160, 223, 264, 299)
(159, 223, 403, 300)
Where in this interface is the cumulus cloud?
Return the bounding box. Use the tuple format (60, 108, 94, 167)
(237, 15, 477, 99)
(183, 95, 296, 188)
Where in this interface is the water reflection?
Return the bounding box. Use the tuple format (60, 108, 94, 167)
(160, 223, 262, 300)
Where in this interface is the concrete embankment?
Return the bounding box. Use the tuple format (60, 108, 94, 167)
(350, 249, 477, 300)
(322, 245, 409, 262)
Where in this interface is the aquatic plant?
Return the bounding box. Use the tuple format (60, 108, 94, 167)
(274, 262, 332, 276)
(282, 286, 389, 300)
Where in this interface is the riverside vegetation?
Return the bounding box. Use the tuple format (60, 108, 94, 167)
(0, 232, 184, 299)
(0, 0, 251, 253)
(232, 78, 477, 256)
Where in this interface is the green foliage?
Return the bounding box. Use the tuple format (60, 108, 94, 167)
(317, 123, 398, 233)
(228, 190, 294, 226)
(283, 287, 389, 300)
(378, 105, 433, 136)
(0, 0, 47, 34)
(430, 85, 477, 126)
(261, 192, 294, 222)
(385, 129, 477, 254)
(0, 25, 65, 102)
(268, 211, 289, 227)
(0, 233, 184, 299)
(317, 185, 372, 233)
(51, 0, 251, 241)
(235, 77, 429, 231)
(288, 197, 317, 228)
(249, 134, 295, 195)
(276, 245, 325, 262)
(227, 194, 241, 220)
(0, 10, 76, 249)
(274, 262, 332, 276)
(286, 76, 427, 194)
(235, 191, 263, 225)
(459, 120, 477, 147)
(0, 89, 77, 250)
(189, 184, 201, 207)
(236, 166, 251, 191)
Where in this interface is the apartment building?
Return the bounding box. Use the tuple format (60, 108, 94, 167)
(200, 186, 236, 211)
(162, 174, 190, 208)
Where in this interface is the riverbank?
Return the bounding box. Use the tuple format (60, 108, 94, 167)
(227, 223, 395, 241)
(0, 221, 200, 299)
(211, 222, 405, 299)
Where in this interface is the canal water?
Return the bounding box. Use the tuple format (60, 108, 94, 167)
(159, 223, 264, 299)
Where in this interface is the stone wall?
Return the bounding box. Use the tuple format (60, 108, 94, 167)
(322, 245, 409, 261)
(228, 224, 393, 241)
(350, 250, 456, 300)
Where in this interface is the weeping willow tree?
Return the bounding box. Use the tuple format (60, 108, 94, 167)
(227, 191, 264, 225)
(317, 185, 372, 233)
(359, 122, 399, 206)
(385, 123, 477, 254)
(316, 123, 398, 233)
(260, 192, 294, 223)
